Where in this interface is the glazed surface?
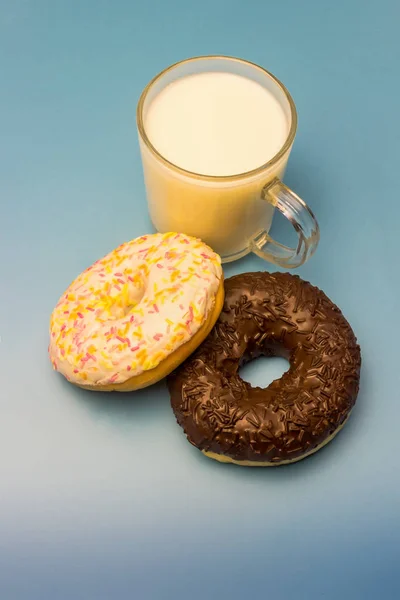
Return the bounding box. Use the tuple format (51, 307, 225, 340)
(168, 272, 361, 464)
(49, 232, 222, 386)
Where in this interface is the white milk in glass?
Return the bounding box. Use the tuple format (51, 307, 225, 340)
(140, 71, 291, 259)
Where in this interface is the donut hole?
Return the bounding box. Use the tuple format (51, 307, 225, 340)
(239, 355, 290, 389)
(106, 274, 148, 320)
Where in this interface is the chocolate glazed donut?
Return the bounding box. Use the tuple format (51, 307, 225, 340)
(167, 272, 361, 466)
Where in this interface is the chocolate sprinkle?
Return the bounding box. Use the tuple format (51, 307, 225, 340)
(167, 272, 361, 465)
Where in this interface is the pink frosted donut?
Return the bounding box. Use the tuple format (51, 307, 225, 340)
(49, 232, 224, 391)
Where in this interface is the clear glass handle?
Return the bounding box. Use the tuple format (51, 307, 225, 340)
(250, 178, 320, 268)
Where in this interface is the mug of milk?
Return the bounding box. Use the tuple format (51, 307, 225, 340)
(137, 56, 319, 267)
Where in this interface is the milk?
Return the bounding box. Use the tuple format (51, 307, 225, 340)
(139, 70, 292, 259)
(145, 72, 288, 177)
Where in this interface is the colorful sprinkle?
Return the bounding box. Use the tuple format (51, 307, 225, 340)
(48, 232, 222, 385)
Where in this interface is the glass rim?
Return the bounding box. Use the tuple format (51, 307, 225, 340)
(136, 55, 297, 182)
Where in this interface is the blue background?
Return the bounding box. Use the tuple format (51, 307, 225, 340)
(1, 1, 399, 598)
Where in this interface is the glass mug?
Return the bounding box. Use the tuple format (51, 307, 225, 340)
(136, 56, 319, 267)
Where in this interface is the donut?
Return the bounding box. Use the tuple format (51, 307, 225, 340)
(167, 272, 361, 466)
(49, 232, 224, 391)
